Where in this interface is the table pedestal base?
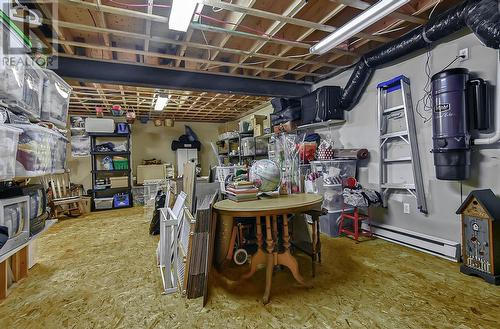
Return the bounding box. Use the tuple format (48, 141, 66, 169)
(240, 215, 312, 304)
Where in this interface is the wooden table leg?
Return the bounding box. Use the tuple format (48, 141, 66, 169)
(242, 216, 266, 280)
(263, 215, 275, 304)
(278, 214, 312, 288)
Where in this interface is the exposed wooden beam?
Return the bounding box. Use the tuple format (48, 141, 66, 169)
(253, 3, 347, 76)
(202, 0, 257, 67)
(329, 0, 427, 24)
(199, 0, 391, 42)
(229, 0, 307, 74)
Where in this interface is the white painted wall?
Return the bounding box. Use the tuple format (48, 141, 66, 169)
(314, 33, 499, 242)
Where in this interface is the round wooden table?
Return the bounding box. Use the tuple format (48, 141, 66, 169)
(214, 193, 323, 304)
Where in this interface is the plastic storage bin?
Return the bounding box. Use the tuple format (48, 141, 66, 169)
(94, 197, 114, 210)
(0, 124, 22, 181)
(41, 69, 72, 128)
(112, 157, 129, 170)
(71, 135, 90, 157)
(17, 56, 46, 119)
(85, 118, 115, 133)
(241, 137, 255, 156)
(132, 186, 146, 206)
(0, 24, 25, 104)
(12, 123, 54, 177)
(113, 193, 130, 208)
(310, 160, 357, 179)
(318, 184, 344, 212)
(310, 160, 357, 212)
(319, 212, 343, 237)
(0, 55, 24, 104)
(51, 131, 68, 173)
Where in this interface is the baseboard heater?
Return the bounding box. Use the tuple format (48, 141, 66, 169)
(362, 222, 460, 262)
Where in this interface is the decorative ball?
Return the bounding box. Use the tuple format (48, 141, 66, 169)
(249, 159, 281, 192)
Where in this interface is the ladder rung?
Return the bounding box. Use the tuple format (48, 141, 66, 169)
(381, 183, 415, 190)
(380, 131, 409, 139)
(383, 105, 404, 114)
(383, 157, 412, 163)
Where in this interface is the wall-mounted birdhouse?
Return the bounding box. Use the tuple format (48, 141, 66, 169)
(456, 189, 500, 285)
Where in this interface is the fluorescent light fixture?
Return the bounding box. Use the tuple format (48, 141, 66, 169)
(310, 0, 410, 55)
(154, 94, 170, 111)
(169, 0, 198, 32)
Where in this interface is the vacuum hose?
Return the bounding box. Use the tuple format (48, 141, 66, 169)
(333, 0, 500, 111)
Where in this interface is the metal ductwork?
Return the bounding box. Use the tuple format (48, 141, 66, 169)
(329, 0, 500, 111)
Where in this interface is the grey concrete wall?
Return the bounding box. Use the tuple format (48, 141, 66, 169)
(313, 33, 499, 242)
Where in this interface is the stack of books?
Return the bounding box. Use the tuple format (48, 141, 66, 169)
(226, 181, 258, 202)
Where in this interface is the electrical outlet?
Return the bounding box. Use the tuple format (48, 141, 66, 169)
(403, 203, 410, 214)
(459, 48, 469, 61)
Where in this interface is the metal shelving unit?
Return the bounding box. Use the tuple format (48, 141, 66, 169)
(218, 131, 271, 164)
(89, 132, 133, 211)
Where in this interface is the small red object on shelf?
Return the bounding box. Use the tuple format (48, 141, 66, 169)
(95, 106, 104, 117)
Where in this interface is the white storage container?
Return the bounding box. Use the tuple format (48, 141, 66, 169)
(41, 69, 72, 128)
(310, 160, 357, 180)
(0, 55, 24, 104)
(0, 124, 22, 181)
(310, 160, 358, 212)
(318, 184, 344, 212)
(12, 123, 53, 177)
(0, 21, 26, 104)
(17, 56, 46, 119)
(241, 137, 255, 156)
(85, 118, 115, 133)
(94, 197, 114, 210)
(71, 135, 90, 157)
(51, 131, 68, 173)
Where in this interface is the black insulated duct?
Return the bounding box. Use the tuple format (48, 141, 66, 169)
(334, 0, 500, 111)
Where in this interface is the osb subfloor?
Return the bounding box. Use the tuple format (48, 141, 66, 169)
(1, 208, 499, 328)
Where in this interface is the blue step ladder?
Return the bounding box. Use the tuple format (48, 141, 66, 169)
(377, 76, 428, 214)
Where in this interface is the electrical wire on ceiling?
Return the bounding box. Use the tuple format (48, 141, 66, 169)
(106, 0, 320, 44)
(212, 0, 233, 13)
(428, 0, 441, 19)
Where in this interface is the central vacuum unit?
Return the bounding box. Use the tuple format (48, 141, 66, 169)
(431, 68, 488, 180)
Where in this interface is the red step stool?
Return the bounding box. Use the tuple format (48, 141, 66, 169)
(339, 205, 373, 242)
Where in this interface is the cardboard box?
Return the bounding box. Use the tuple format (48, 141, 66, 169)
(217, 122, 239, 134)
(81, 196, 92, 214)
(254, 123, 263, 137)
(137, 164, 167, 184)
(110, 176, 129, 188)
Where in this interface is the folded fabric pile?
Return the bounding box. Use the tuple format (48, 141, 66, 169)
(226, 181, 258, 202)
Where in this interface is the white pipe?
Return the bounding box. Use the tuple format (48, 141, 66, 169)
(474, 49, 500, 145)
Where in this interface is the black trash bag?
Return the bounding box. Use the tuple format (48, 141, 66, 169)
(0, 226, 9, 250)
(149, 192, 167, 235)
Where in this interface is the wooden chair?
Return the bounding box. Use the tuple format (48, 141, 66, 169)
(42, 170, 84, 218)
